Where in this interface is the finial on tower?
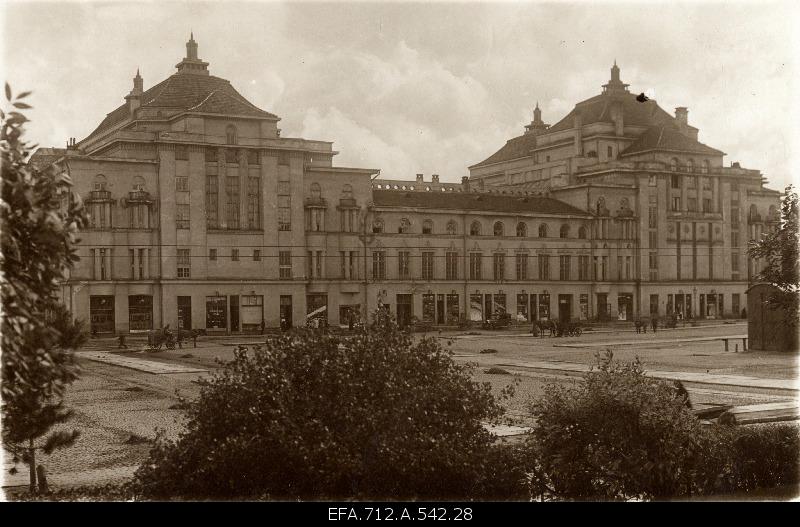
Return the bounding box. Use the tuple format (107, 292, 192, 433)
(603, 60, 628, 95)
(176, 34, 209, 75)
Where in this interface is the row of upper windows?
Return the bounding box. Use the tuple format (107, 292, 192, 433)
(92, 174, 146, 192)
(669, 158, 711, 173)
(372, 218, 588, 239)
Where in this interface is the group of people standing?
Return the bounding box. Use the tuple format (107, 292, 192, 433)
(634, 316, 659, 334)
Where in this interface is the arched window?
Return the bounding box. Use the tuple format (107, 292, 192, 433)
(446, 220, 457, 235)
(132, 175, 145, 192)
(687, 159, 694, 173)
(93, 174, 107, 191)
(578, 226, 587, 239)
(422, 219, 433, 235)
(398, 218, 411, 234)
(702, 160, 710, 174)
(493, 221, 504, 237)
(560, 224, 570, 238)
(225, 125, 237, 145)
(516, 222, 527, 237)
(670, 158, 678, 172)
(372, 218, 384, 234)
(470, 221, 481, 236)
(538, 224, 548, 238)
(342, 184, 353, 199)
(749, 204, 759, 221)
(310, 182, 321, 199)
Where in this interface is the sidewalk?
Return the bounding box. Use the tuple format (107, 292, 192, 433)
(553, 334, 747, 349)
(496, 359, 799, 392)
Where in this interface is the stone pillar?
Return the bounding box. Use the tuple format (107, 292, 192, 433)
(681, 172, 688, 211)
(713, 177, 720, 213)
(217, 147, 226, 228)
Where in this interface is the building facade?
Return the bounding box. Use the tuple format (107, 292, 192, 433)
(35, 40, 781, 334)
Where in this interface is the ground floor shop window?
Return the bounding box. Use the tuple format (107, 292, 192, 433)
(469, 294, 483, 322)
(558, 294, 573, 322)
(516, 293, 529, 322)
(129, 295, 153, 331)
(579, 294, 589, 320)
(90, 295, 115, 334)
(596, 293, 609, 321)
(446, 294, 460, 324)
(241, 295, 264, 333)
(206, 296, 227, 330)
(396, 294, 413, 327)
(538, 294, 550, 320)
(423, 294, 436, 323)
(307, 294, 328, 328)
(280, 295, 292, 330)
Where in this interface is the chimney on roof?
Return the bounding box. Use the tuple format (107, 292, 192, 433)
(675, 106, 688, 127)
(461, 176, 470, 192)
(125, 69, 143, 116)
(432, 174, 440, 183)
(416, 173, 424, 182)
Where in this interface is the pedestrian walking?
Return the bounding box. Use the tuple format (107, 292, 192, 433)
(117, 333, 127, 349)
(651, 316, 658, 333)
(634, 319, 641, 334)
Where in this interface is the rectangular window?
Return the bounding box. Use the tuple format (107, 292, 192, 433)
(176, 204, 190, 229)
(446, 252, 458, 280)
(231, 249, 239, 261)
(175, 145, 188, 161)
(515, 253, 528, 281)
(225, 149, 238, 164)
(538, 254, 550, 280)
(703, 198, 712, 213)
(671, 174, 681, 188)
(559, 255, 570, 280)
(177, 249, 190, 278)
(138, 248, 146, 279)
(648, 207, 657, 228)
(253, 249, 261, 262)
(315, 251, 323, 278)
(649, 252, 658, 270)
(99, 248, 108, 280)
(649, 231, 657, 248)
(649, 175, 657, 187)
(626, 256, 632, 280)
(349, 251, 358, 280)
(421, 252, 434, 281)
(579, 255, 589, 280)
(205, 175, 218, 228)
(129, 249, 135, 279)
(247, 176, 261, 229)
(372, 251, 386, 280)
(247, 150, 260, 165)
(176, 176, 189, 191)
(731, 231, 739, 247)
(672, 196, 681, 211)
(398, 251, 410, 279)
(278, 251, 292, 279)
(731, 207, 740, 227)
(205, 148, 217, 163)
(687, 198, 697, 212)
(469, 253, 482, 280)
(225, 176, 240, 229)
(278, 181, 291, 231)
(209, 248, 217, 261)
(493, 253, 505, 281)
(731, 252, 740, 272)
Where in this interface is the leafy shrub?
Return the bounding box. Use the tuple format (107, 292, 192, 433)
(528, 350, 703, 501)
(132, 313, 510, 499)
(694, 423, 800, 495)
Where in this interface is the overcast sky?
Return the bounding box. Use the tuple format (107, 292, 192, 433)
(2, 0, 798, 189)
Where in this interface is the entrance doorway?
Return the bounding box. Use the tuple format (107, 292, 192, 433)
(128, 295, 153, 331)
(596, 293, 609, 321)
(558, 294, 572, 322)
(177, 296, 192, 330)
(230, 295, 240, 332)
(617, 293, 633, 321)
(280, 295, 292, 330)
(396, 294, 413, 328)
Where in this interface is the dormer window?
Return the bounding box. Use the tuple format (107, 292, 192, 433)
(446, 220, 457, 235)
(470, 221, 481, 236)
(493, 221, 505, 237)
(372, 218, 384, 234)
(422, 219, 433, 235)
(516, 222, 527, 237)
(398, 218, 411, 234)
(93, 174, 107, 191)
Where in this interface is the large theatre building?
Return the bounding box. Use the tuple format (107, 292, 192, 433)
(34, 39, 782, 334)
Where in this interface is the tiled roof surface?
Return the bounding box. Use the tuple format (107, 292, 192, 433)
(547, 92, 675, 133)
(83, 74, 277, 142)
(620, 124, 724, 156)
(30, 147, 67, 170)
(471, 132, 538, 168)
(372, 189, 589, 216)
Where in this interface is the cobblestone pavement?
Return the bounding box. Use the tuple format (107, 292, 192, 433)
(2, 321, 796, 493)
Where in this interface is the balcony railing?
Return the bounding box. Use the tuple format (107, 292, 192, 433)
(127, 190, 153, 203)
(86, 190, 114, 202)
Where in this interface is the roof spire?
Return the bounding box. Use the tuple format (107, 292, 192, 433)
(603, 60, 629, 95)
(176, 34, 209, 75)
(525, 100, 548, 135)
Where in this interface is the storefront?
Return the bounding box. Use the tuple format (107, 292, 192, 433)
(206, 295, 227, 331)
(241, 295, 264, 333)
(396, 294, 413, 327)
(90, 295, 115, 334)
(516, 293, 529, 322)
(128, 295, 153, 331)
(339, 304, 360, 328)
(177, 296, 191, 330)
(538, 293, 551, 320)
(307, 294, 328, 327)
(469, 294, 483, 322)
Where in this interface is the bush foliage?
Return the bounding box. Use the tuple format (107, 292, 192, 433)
(133, 313, 513, 499)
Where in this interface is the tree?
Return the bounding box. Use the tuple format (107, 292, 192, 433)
(133, 312, 511, 499)
(528, 351, 703, 501)
(747, 186, 799, 326)
(1, 84, 87, 493)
